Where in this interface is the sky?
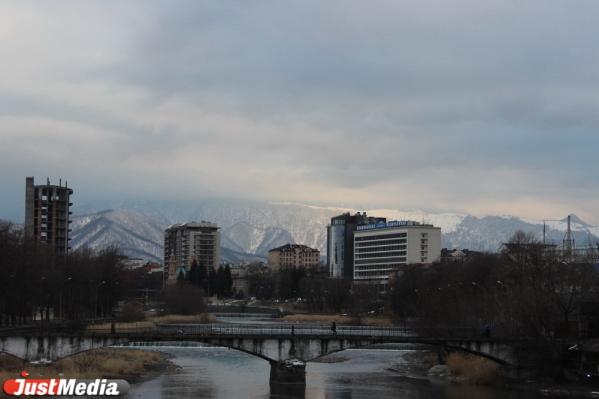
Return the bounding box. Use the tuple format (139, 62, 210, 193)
(1, 1, 599, 223)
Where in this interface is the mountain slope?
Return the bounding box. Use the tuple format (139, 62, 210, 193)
(69, 199, 599, 262)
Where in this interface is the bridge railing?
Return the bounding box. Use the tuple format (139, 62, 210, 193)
(92, 323, 482, 339)
(0, 322, 487, 340)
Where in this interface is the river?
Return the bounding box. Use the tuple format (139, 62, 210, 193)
(125, 316, 572, 398)
(125, 345, 569, 398)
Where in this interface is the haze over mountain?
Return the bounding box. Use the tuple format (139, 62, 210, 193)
(3, 2, 599, 227)
(69, 199, 599, 263)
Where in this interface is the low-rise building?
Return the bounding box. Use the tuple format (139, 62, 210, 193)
(440, 248, 482, 263)
(229, 264, 250, 297)
(268, 244, 320, 271)
(353, 220, 441, 288)
(123, 257, 147, 270)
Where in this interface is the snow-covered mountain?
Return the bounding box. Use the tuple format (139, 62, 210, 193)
(69, 199, 599, 262)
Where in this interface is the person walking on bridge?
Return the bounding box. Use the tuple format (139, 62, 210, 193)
(331, 321, 337, 335)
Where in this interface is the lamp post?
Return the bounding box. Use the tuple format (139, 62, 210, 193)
(95, 280, 106, 319)
(59, 276, 72, 320)
(40, 276, 47, 323)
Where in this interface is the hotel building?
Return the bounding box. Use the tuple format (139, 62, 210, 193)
(327, 212, 386, 279)
(353, 220, 441, 286)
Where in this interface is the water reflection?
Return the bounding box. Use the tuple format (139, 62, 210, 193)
(270, 383, 306, 398)
(127, 347, 559, 399)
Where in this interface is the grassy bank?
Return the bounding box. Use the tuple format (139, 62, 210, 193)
(282, 314, 393, 327)
(150, 313, 216, 324)
(446, 353, 501, 385)
(0, 348, 176, 385)
(86, 313, 216, 333)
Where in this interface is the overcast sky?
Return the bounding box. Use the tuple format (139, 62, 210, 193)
(1, 1, 599, 223)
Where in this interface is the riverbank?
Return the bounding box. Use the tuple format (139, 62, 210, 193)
(389, 350, 599, 398)
(282, 314, 393, 326)
(86, 313, 217, 333)
(0, 348, 177, 388)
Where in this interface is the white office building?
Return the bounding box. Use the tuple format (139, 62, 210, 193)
(353, 220, 441, 285)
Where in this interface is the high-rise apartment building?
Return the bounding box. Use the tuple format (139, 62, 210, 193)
(326, 212, 386, 279)
(24, 177, 73, 256)
(164, 221, 221, 282)
(267, 244, 320, 271)
(353, 220, 441, 287)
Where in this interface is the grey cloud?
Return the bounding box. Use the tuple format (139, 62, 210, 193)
(1, 0, 599, 222)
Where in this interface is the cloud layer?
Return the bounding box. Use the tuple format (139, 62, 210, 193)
(1, 1, 599, 222)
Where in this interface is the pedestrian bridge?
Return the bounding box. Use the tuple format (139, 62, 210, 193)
(0, 324, 522, 366)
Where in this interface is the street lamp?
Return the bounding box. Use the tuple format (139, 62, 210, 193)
(59, 277, 72, 320)
(40, 276, 47, 322)
(95, 281, 106, 318)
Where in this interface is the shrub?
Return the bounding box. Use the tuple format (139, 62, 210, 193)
(446, 353, 500, 385)
(151, 313, 215, 324)
(164, 282, 206, 315)
(118, 300, 146, 322)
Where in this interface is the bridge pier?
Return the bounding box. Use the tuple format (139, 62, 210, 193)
(269, 360, 306, 386)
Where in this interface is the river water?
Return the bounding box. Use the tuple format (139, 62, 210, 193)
(125, 316, 570, 398)
(125, 346, 565, 399)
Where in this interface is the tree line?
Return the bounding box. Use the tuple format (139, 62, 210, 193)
(246, 266, 383, 316)
(185, 259, 233, 298)
(389, 231, 599, 342)
(0, 223, 125, 325)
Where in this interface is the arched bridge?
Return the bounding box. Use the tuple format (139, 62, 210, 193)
(0, 324, 526, 385)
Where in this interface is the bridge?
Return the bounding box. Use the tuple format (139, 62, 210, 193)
(0, 324, 526, 385)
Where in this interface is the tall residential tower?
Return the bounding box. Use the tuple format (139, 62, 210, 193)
(24, 177, 73, 256)
(164, 221, 221, 283)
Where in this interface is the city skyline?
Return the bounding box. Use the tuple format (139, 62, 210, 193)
(2, 1, 599, 223)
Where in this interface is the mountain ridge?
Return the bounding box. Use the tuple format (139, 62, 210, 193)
(68, 199, 599, 263)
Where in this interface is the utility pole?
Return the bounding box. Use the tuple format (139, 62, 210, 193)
(563, 214, 575, 257)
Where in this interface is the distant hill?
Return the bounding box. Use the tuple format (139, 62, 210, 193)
(69, 199, 599, 263)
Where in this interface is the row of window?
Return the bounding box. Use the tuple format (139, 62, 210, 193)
(355, 251, 407, 259)
(355, 239, 407, 248)
(355, 244, 407, 253)
(355, 263, 404, 271)
(355, 233, 407, 241)
(355, 271, 391, 278)
(355, 257, 407, 265)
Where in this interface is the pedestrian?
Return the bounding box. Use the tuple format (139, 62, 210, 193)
(291, 325, 295, 336)
(331, 321, 337, 335)
(482, 324, 491, 338)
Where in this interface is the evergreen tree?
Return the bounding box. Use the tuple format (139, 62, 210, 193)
(208, 269, 216, 296)
(188, 259, 199, 285)
(176, 269, 186, 284)
(197, 260, 207, 286)
(215, 266, 225, 298)
(224, 265, 233, 298)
